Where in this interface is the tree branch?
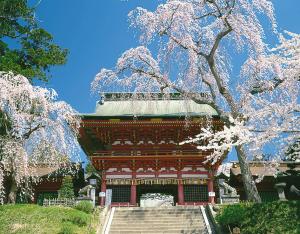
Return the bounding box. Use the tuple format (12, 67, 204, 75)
(208, 18, 232, 60)
(194, 10, 218, 20)
(204, 8, 239, 115)
(161, 30, 207, 58)
(23, 123, 45, 139)
(126, 64, 228, 121)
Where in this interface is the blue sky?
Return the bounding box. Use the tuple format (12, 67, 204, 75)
(29, 0, 300, 163)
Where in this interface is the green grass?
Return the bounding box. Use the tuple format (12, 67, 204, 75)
(0, 204, 99, 234)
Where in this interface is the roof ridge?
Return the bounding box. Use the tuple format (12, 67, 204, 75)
(99, 92, 210, 101)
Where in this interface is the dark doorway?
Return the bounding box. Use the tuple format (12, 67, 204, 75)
(137, 184, 178, 205)
(107, 185, 131, 203)
(183, 185, 209, 202)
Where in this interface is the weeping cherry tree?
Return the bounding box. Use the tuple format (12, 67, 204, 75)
(0, 72, 80, 203)
(91, 0, 300, 202)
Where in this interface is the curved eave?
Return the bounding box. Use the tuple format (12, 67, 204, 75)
(80, 113, 220, 120)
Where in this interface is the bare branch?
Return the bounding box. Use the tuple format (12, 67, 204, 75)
(23, 123, 45, 139)
(193, 10, 218, 20)
(161, 29, 207, 58)
(126, 64, 228, 120)
(208, 18, 232, 60)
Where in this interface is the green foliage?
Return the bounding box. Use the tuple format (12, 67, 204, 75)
(74, 201, 94, 214)
(0, 204, 97, 233)
(85, 162, 98, 174)
(59, 223, 75, 234)
(216, 203, 249, 228)
(216, 201, 300, 234)
(0, 0, 68, 81)
(258, 191, 279, 203)
(16, 191, 32, 204)
(285, 138, 300, 161)
(58, 175, 75, 199)
(72, 165, 85, 195)
(36, 192, 58, 206)
(63, 213, 89, 227)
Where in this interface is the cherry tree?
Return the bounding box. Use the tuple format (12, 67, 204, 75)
(0, 72, 80, 204)
(92, 0, 300, 202)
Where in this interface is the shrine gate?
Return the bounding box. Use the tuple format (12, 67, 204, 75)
(79, 93, 223, 206)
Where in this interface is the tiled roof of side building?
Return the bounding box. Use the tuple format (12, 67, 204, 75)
(229, 161, 300, 177)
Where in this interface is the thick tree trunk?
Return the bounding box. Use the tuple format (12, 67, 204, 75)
(7, 178, 17, 204)
(236, 145, 261, 203)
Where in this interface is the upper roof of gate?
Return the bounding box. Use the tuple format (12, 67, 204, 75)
(83, 93, 219, 118)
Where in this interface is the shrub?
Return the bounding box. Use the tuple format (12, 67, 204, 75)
(58, 175, 75, 199)
(216, 203, 249, 229)
(216, 201, 300, 234)
(70, 215, 88, 227)
(63, 213, 89, 227)
(37, 192, 58, 205)
(74, 201, 94, 214)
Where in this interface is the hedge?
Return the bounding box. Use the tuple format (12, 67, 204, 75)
(216, 201, 300, 234)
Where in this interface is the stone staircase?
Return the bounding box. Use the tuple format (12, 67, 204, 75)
(107, 206, 209, 234)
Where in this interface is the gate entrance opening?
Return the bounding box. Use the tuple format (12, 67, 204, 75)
(137, 184, 178, 205)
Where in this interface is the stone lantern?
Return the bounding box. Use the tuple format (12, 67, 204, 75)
(275, 162, 300, 201)
(85, 172, 101, 206)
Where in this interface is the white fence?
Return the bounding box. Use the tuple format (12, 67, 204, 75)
(43, 198, 76, 207)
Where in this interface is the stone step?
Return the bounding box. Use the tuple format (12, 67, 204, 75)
(114, 216, 202, 222)
(114, 206, 201, 211)
(114, 214, 201, 220)
(113, 216, 200, 218)
(110, 231, 208, 233)
(109, 207, 207, 234)
(114, 212, 201, 215)
(111, 221, 204, 225)
(114, 214, 202, 217)
(111, 224, 205, 228)
(115, 207, 200, 213)
(110, 227, 205, 232)
(110, 225, 205, 232)
(109, 229, 207, 234)
(114, 210, 201, 213)
(114, 209, 201, 212)
(113, 211, 201, 215)
(111, 220, 204, 224)
(112, 221, 204, 227)
(109, 230, 207, 233)
(115, 208, 201, 210)
(114, 213, 202, 216)
(109, 225, 206, 230)
(111, 220, 203, 223)
(111, 222, 205, 228)
(114, 213, 201, 216)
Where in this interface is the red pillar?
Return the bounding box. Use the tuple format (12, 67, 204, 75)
(177, 172, 184, 205)
(100, 174, 106, 206)
(130, 172, 137, 206)
(208, 170, 215, 204)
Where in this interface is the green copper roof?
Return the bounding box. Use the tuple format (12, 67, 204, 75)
(84, 99, 218, 117)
